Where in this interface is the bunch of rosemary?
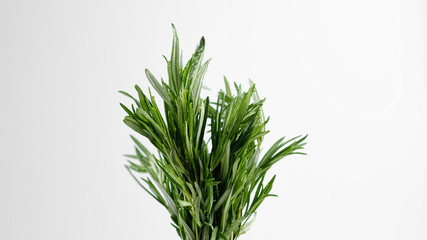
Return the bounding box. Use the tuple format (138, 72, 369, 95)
(120, 25, 307, 240)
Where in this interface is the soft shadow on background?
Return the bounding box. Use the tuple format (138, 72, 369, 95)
(0, 0, 426, 239)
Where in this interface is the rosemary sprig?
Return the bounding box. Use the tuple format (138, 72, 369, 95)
(120, 24, 307, 240)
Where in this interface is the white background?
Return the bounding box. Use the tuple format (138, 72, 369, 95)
(1, 0, 426, 239)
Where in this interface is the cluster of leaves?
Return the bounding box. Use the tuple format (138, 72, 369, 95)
(120, 25, 307, 240)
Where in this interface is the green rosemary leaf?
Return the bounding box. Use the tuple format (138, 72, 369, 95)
(119, 91, 141, 108)
(213, 187, 232, 213)
(120, 103, 134, 116)
(170, 24, 180, 93)
(145, 69, 172, 106)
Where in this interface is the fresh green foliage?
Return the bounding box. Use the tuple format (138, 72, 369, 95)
(120, 24, 307, 240)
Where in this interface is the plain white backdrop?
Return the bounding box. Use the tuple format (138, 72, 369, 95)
(1, 0, 426, 239)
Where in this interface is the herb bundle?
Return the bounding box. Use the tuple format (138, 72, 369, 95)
(120, 25, 307, 240)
